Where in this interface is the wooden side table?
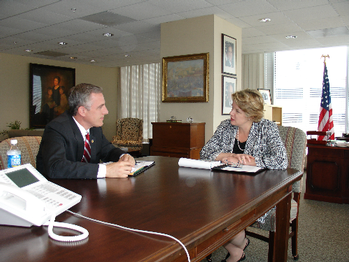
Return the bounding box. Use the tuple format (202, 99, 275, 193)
(150, 122, 205, 159)
(305, 144, 349, 203)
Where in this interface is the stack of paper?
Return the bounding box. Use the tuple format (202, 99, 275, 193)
(178, 158, 222, 169)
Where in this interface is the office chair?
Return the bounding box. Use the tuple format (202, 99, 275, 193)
(111, 118, 143, 154)
(245, 125, 307, 261)
(0, 136, 42, 170)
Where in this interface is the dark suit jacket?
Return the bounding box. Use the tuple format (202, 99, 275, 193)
(36, 111, 125, 179)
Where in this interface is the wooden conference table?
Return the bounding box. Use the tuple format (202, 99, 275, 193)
(0, 156, 302, 262)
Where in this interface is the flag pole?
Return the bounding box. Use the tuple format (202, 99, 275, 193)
(318, 54, 334, 141)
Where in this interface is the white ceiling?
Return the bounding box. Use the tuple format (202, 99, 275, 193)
(1, 0, 348, 68)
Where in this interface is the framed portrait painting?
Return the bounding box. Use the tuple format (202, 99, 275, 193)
(222, 76, 236, 115)
(258, 88, 271, 104)
(29, 63, 75, 128)
(162, 53, 209, 102)
(222, 34, 237, 75)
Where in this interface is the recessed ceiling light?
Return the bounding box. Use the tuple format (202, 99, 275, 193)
(58, 41, 67, 45)
(103, 33, 114, 37)
(259, 18, 271, 23)
(25, 49, 33, 52)
(285, 35, 297, 39)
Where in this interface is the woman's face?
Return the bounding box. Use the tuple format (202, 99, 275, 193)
(230, 101, 250, 127)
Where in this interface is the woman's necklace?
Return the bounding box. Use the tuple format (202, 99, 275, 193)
(236, 128, 244, 152)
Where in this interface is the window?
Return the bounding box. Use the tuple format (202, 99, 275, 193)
(119, 63, 161, 141)
(273, 46, 348, 136)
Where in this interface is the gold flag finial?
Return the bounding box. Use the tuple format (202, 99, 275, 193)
(321, 54, 330, 64)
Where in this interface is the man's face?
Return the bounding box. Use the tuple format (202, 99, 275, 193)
(83, 92, 109, 128)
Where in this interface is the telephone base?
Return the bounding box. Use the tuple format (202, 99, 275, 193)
(0, 208, 34, 227)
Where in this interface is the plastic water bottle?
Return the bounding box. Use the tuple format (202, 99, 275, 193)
(7, 139, 21, 168)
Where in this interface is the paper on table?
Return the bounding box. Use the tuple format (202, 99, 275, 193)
(129, 160, 155, 176)
(178, 158, 222, 169)
(217, 165, 262, 173)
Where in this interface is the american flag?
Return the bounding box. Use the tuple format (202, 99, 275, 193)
(317, 63, 334, 140)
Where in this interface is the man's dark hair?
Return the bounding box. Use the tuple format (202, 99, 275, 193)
(68, 83, 103, 116)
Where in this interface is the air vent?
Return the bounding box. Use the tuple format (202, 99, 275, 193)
(35, 51, 67, 57)
(80, 11, 135, 26)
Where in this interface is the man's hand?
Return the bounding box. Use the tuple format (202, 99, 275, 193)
(105, 154, 135, 178)
(120, 154, 136, 165)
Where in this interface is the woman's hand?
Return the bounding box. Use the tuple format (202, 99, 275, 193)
(216, 153, 256, 166)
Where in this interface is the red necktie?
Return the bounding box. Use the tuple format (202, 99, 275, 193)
(82, 133, 91, 163)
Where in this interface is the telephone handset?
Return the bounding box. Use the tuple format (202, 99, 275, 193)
(0, 164, 88, 242)
(0, 183, 47, 226)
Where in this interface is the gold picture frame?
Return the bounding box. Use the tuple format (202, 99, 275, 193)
(162, 53, 209, 102)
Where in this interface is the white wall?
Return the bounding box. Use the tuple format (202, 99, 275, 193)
(160, 15, 241, 141)
(0, 53, 118, 140)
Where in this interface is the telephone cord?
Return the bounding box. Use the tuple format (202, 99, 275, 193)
(67, 210, 190, 262)
(44, 214, 89, 242)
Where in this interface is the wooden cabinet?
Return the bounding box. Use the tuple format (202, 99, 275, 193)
(264, 104, 282, 126)
(150, 122, 205, 159)
(305, 144, 349, 204)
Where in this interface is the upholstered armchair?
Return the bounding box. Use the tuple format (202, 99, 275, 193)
(0, 136, 42, 170)
(246, 125, 307, 261)
(111, 118, 143, 152)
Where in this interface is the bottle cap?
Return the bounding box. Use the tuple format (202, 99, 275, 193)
(10, 139, 18, 145)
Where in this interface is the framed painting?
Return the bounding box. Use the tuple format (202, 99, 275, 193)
(222, 34, 237, 75)
(29, 63, 75, 128)
(162, 53, 209, 102)
(257, 88, 271, 104)
(222, 76, 236, 115)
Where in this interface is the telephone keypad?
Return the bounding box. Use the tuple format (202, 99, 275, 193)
(26, 182, 79, 210)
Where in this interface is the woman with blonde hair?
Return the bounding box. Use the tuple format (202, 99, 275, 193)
(200, 89, 287, 262)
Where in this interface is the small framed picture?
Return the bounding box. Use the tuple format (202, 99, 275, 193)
(222, 76, 236, 115)
(222, 34, 237, 75)
(258, 88, 271, 104)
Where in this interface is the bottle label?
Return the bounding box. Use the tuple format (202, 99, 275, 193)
(8, 155, 21, 168)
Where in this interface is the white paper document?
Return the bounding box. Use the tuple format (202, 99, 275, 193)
(178, 158, 263, 173)
(178, 158, 222, 169)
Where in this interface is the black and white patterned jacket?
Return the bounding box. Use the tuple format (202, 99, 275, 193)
(200, 118, 288, 169)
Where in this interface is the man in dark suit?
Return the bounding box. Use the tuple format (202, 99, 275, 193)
(37, 83, 135, 179)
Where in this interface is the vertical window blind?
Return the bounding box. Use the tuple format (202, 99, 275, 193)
(119, 63, 161, 141)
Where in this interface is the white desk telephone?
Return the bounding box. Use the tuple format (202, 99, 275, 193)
(0, 164, 88, 242)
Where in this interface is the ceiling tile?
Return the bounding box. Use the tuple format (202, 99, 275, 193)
(332, 1, 349, 16)
(296, 17, 345, 31)
(284, 4, 339, 21)
(220, 0, 278, 17)
(256, 23, 303, 35)
(111, 2, 172, 20)
(266, 0, 329, 11)
(148, 0, 213, 13)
